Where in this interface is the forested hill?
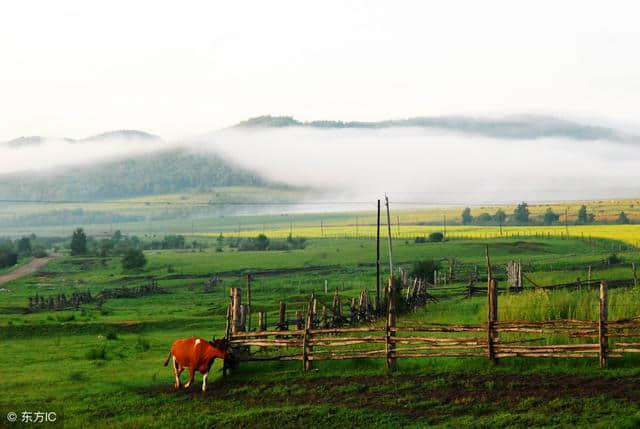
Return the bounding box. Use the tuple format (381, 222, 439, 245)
(2, 130, 159, 148)
(234, 115, 632, 142)
(0, 149, 267, 201)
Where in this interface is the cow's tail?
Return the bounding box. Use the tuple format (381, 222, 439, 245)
(163, 351, 172, 367)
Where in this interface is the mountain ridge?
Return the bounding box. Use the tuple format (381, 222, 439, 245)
(232, 114, 636, 142)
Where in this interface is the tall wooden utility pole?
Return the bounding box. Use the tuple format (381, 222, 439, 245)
(376, 199, 381, 307)
(385, 195, 394, 275)
(443, 214, 447, 240)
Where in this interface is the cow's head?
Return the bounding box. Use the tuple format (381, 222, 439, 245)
(209, 337, 230, 359)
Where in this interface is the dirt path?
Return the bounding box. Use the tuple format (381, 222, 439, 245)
(0, 257, 54, 286)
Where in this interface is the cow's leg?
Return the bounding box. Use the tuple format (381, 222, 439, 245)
(202, 370, 209, 392)
(172, 357, 181, 389)
(184, 368, 195, 390)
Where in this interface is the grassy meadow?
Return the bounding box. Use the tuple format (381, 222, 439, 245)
(3, 234, 640, 427)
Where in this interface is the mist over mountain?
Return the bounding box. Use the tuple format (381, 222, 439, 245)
(0, 149, 267, 201)
(2, 113, 640, 208)
(234, 114, 635, 142)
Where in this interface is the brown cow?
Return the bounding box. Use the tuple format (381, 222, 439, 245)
(163, 337, 229, 392)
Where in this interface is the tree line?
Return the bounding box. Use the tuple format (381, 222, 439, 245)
(460, 203, 632, 226)
(0, 234, 51, 269)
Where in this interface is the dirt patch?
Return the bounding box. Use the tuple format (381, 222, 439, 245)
(0, 257, 54, 286)
(139, 373, 640, 418)
(494, 241, 549, 252)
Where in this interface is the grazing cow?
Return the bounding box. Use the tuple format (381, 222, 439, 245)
(163, 337, 229, 392)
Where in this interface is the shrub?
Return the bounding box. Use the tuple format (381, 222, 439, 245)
(0, 251, 18, 269)
(85, 346, 107, 360)
(410, 259, 440, 280)
(68, 371, 87, 381)
(607, 253, 622, 265)
(415, 236, 426, 243)
(105, 330, 118, 340)
(121, 248, 147, 270)
(32, 247, 48, 258)
(428, 232, 444, 242)
(136, 337, 151, 352)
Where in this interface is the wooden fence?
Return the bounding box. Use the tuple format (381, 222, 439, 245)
(226, 279, 640, 371)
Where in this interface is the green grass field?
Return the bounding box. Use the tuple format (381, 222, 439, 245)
(3, 235, 640, 427)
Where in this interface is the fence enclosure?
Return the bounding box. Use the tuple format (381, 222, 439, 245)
(226, 279, 640, 371)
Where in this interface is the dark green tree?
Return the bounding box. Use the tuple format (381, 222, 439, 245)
(543, 208, 559, 226)
(577, 205, 588, 225)
(16, 237, 32, 255)
(70, 228, 88, 256)
(461, 207, 473, 225)
(618, 211, 630, 224)
(121, 248, 147, 270)
(428, 232, 444, 242)
(494, 209, 506, 225)
(514, 202, 530, 224)
(255, 234, 270, 251)
(475, 213, 492, 224)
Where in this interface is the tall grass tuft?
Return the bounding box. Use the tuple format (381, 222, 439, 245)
(496, 287, 640, 321)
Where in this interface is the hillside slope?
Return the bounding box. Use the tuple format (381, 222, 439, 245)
(0, 149, 267, 201)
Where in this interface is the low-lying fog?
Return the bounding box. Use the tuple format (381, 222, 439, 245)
(2, 126, 639, 206)
(207, 127, 640, 205)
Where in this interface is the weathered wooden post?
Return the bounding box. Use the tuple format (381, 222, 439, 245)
(231, 288, 243, 334)
(295, 310, 302, 329)
(224, 302, 232, 338)
(376, 199, 381, 312)
(278, 301, 287, 331)
(303, 301, 313, 371)
(633, 263, 638, 289)
(485, 245, 493, 294)
(518, 259, 523, 289)
(385, 276, 397, 370)
(588, 265, 592, 283)
(487, 278, 498, 364)
(246, 274, 252, 331)
(239, 305, 247, 332)
(599, 281, 608, 368)
(321, 304, 327, 327)
(312, 296, 317, 319)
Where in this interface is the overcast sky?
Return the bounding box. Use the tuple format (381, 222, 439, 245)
(1, 1, 639, 141)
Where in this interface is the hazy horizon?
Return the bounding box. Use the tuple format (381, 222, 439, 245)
(2, 1, 640, 141)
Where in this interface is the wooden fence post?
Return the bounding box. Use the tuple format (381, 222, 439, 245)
(278, 301, 287, 331)
(295, 310, 302, 329)
(231, 288, 243, 334)
(487, 278, 498, 364)
(303, 301, 313, 371)
(588, 265, 592, 282)
(224, 302, 232, 339)
(633, 263, 638, 288)
(321, 304, 327, 327)
(385, 276, 396, 370)
(599, 281, 608, 368)
(246, 274, 252, 331)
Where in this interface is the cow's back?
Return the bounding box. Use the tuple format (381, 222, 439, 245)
(171, 337, 210, 370)
(171, 337, 198, 367)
